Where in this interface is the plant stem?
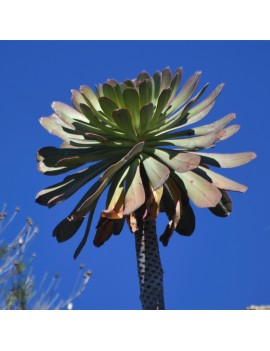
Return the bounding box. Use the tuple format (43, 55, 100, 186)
(134, 210, 165, 310)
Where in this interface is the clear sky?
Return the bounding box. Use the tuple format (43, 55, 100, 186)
(1, 40, 269, 310)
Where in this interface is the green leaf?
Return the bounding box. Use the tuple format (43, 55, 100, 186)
(159, 83, 209, 132)
(114, 84, 125, 108)
(173, 83, 209, 119)
(208, 190, 232, 217)
(142, 154, 170, 190)
(99, 96, 118, 117)
(123, 88, 140, 131)
(73, 143, 144, 219)
(139, 103, 154, 134)
(84, 133, 108, 142)
(74, 202, 97, 259)
(151, 130, 225, 150)
(123, 80, 135, 88)
(195, 166, 247, 192)
(72, 119, 109, 136)
(191, 113, 236, 136)
(80, 85, 101, 110)
(52, 102, 89, 126)
(112, 108, 137, 140)
(39, 114, 83, 143)
(146, 148, 201, 172)
(176, 171, 222, 208)
(169, 71, 201, 113)
(194, 152, 257, 168)
(102, 83, 118, 105)
(136, 71, 151, 83)
(71, 178, 111, 221)
(150, 88, 172, 126)
(188, 83, 224, 119)
(123, 158, 145, 215)
(79, 91, 117, 128)
(160, 67, 172, 91)
(36, 160, 111, 208)
(104, 167, 128, 217)
(139, 79, 153, 107)
(37, 146, 123, 171)
(78, 104, 124, 137)
(184, 102, 215, 128)
(71, 89, 88, 113)
(37, 161, 74, 176)
(152, 71, 161, 100)
(169, 67, 183, 100)
(100, 142, 144, 181)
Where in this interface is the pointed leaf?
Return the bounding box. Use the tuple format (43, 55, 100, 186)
(196, 166, 247, 192)
(151, 88, 172, 125)
(219, 125, 240, 141)
(52, 102, 89, 126)
(39, 115, 82, 143)
(188, 83, 224, 118)
(160, 83, 209, 131)
(37, 161, 73, 176)
(194, 152, 257, 168)
(170, 71, 201, 112)
(154, 130, 226, 150)
(192, 113, 236, 136)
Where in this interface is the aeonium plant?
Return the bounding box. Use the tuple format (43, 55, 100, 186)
(36, 67, 256, 309)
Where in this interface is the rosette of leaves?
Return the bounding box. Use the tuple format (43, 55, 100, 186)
(36, 67, 256, 259)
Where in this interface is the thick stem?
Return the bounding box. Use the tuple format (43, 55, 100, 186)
(134, 209, 165, 310)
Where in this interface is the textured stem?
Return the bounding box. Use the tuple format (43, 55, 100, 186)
(134, 209, 165, 310)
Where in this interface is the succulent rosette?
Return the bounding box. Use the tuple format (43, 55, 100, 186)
(36, 67, 256, 258)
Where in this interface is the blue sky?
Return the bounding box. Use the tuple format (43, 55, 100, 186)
(1, 40, 269, 310)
